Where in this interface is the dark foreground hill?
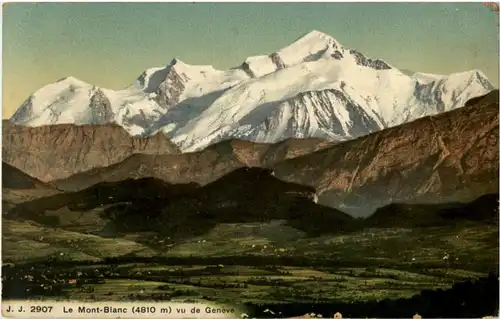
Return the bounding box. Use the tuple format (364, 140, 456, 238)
(366, 193, 499, 228)
(7, 167, 354, 239)
(7, 166, 497, 243)
(6, 177, 199, 233)
(2, 162, 51, 190)
(154, 167, 355, 237)
(2, 163, 61, 211)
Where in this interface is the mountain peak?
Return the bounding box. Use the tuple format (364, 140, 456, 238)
(55, 76, 89, 87)
(444, 69, 496, 90)
(240, 29, 343, 78)
(169, 58, 188, 68)
(169, 58, 179, 65)
(288, 29, 339, 47)
(299, 29, 332, 40)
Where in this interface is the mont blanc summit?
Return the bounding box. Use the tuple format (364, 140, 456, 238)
(10, 30, 495, 152)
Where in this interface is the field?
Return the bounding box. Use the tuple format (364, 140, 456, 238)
(3, 217, 497, 306)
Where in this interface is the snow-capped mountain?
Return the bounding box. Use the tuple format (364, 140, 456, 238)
(10, 30, 495, 152)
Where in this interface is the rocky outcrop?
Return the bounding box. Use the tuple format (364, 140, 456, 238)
(240, 61, 256, 78)
(51, 137, 335, 191)
(9, 97, 35, 123)
(88, 89, 114, 124)
(2, 122, 181, 182)
(331, 50, 344, 60)
(272, 90, 499, 216)
(269, 52, 287, 70)
(155, 59, 189, 108)
(291, 89, 385, 136)
(349, 49, 392, 70)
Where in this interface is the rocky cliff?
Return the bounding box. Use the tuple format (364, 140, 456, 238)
(2, 122, 180, 182)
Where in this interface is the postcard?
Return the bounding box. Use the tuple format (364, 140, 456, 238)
(2, 2, 499, 318)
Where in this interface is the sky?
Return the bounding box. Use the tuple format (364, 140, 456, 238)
(2, 2, 499, 119)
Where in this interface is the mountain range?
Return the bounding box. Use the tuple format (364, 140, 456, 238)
(9, 30, 495, 152)
(4, 90, 498, 217)
(2, 29, 499, 311)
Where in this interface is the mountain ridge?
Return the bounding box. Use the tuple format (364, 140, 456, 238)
(2, 121, 181, 182)
(8, 30, 495, 152)
(50, 137, 336, 191)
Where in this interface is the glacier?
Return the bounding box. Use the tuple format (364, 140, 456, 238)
(10, 30, 495, 152)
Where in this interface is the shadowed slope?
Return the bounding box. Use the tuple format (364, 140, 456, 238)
(366, 193, 499, 228)
(2, 162, 51, 190)
(9, 168, 354, 239)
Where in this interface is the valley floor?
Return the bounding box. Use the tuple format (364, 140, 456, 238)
(2, 217, 498, 317)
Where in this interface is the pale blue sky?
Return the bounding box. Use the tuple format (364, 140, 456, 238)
(3, 2, 499, 118)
